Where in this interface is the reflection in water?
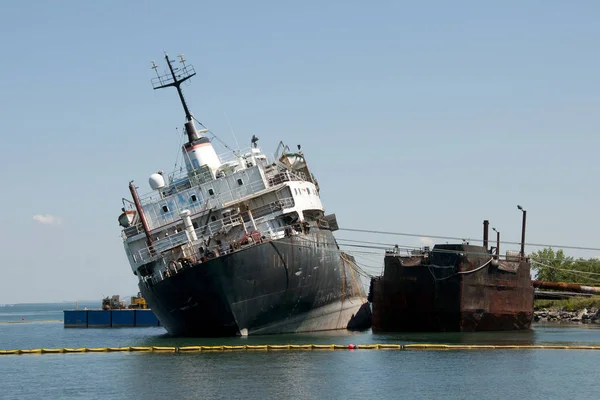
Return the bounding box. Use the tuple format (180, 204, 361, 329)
(121, 343, 598, 400)
(139, 328, 541, 347)
(373, 328, 539, 345)
(3, 346, 598, 400)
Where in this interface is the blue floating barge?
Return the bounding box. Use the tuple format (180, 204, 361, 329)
(64, 309, 160, 328)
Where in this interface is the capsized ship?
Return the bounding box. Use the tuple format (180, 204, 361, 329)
(370, 220, 534, 332)
(118, 54, 370, 337)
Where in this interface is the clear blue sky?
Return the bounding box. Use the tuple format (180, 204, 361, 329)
(1, 1, 599, 303)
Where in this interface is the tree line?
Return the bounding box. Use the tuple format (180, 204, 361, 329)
(530, 247, 600, 285)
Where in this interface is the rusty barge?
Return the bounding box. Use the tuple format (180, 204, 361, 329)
(370, 219, 534, 332)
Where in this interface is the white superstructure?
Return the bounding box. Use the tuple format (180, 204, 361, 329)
(119, 54, 336, 287)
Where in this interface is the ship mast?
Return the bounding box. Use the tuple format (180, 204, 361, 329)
(151, 53, 199, 143)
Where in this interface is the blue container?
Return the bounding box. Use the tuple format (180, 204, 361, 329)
(111, 310, 135, 327)
(135, 309, 160, 326)
(87, 310, 111, 327)
(63, 310, 87, 328)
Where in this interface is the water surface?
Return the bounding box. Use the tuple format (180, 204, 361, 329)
(1, 303, 599, 399)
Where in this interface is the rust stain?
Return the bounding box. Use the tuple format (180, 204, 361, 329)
(371, 244, 534, 332)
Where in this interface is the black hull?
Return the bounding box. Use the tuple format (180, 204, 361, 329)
(139, 229, 370, 337)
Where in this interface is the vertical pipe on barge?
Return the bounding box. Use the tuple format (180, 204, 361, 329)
(483, 220, 489, 251)
(496, 230, 500, 257)
(517, 205, 527, 258)
(129, 181, 155, 254)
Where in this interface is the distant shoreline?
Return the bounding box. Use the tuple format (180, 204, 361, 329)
(0, 301, 98, 306)
(0, 320, 63, 325)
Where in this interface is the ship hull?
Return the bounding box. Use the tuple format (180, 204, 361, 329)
(139, 229, 370, 336)
(371, 244, 534, 332)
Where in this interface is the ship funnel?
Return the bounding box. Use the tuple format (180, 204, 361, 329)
(185, 120, 200, 142)
(183, 135, 221, 175)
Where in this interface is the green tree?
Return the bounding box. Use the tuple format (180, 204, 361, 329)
(569, 258, 600, 285)
(530, 248, 573, 282)
(530, 247, 600, 284)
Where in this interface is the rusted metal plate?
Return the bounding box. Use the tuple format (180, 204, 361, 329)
(371, 244, 534, 332)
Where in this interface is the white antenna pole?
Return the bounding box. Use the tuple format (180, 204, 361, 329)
(224, 111, 240, 151)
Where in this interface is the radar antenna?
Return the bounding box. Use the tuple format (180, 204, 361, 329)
(151, 53, 200, 142)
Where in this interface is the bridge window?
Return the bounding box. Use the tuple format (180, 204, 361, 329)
(307, 188, 311, 195)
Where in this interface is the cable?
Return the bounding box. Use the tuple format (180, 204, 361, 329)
(457, 258, 493, 275)
(192, 116, 235, 152)
(426, 265, 456, 281)
(338, 227, 600, 252)
(338, 242, 498, 258)
(337, 238, 405, 248)
(171, 127, 185, 175)
(339, 241, 600, 280)
(339, 238, 600, 279)
(531, 260, 600, 277)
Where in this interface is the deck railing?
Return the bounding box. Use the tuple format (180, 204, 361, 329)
(131, 197, 295, 265)
(265, 169, 306, 187)
(141, 222, 314, 287)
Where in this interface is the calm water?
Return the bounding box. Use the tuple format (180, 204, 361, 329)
(1, 303, 600, 399)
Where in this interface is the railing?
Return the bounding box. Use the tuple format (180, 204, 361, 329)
(384, 247, 526, 262)
(151, 64, 196, 89)
(217, 147, 259, 164)
(138, 167, 212, 206)
(265, 169, 307, 187)
(137, 149, 267, 206)
(200, 215, 245, 237)
(252, 197, 295, 220)
(137, 230, 190, 262)
(220, 179, 269, 205)
(131, 215, 245, 266)
(135, 148, 309, 206)
(144, 198, 212, 233)
(131, 197, 295, 266)
(123, 224, 144, 239)
(136, 177, 265, 234)
(134, 176, 270, 232)
(129, 166, 308, 237)
(140, 220, 331, 287)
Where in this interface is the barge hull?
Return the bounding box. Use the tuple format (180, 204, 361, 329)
(371, 244, 534, 332)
